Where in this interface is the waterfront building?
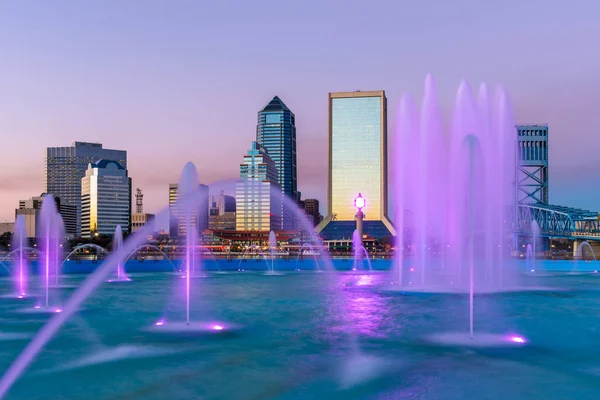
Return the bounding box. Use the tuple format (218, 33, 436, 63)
(317, 91, 395, 240)
(81, 160, 131, 238)
(45, 142, 127, 236)
(168, 183, 209, 237)
(235, 142, 281, 231)
(256, 96, 297, 230)
(15, 194, 77, 238)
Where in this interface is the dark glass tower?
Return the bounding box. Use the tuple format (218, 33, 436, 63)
(256, 96, 297, 230)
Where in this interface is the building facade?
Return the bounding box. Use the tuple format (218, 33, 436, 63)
(81, 160, 131, 238)
(15, 194, 77, 238)
(45, 142, 127, 237)
(209, 190, 236, 231)
(317, 91, 395, 240)
(168, 183, 209, 237)
(256, 96, 297, 230)
(300, 198, 322, 226)
(236, 142, 281, 231)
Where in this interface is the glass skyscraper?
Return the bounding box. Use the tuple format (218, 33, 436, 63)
(45, 142, 127, 237)
(81, 160, 131, 238)
(318, 91, 395, 240)
(256, 96, 297, 230)
(236, 142, 281, 231)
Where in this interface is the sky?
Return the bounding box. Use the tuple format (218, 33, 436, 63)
(1, 0, 599, 228)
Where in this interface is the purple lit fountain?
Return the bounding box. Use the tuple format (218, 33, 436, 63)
(392, 75, 528, 346)
(108, 225, 130, 282)
(11, 215, 29, 299)
(30, 195, 64, 314)
(150, 162, 225, 333)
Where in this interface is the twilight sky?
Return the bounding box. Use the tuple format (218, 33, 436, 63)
(1, 0, 599, 226)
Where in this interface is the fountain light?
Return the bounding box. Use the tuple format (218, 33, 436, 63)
(54, 309, 63, 313)
(155, 320, 165, 326)
(34, 305, 40, 309)
(509, 335, 526, 344)
(212, 325, 224, 331)
(354, 193, 365, 212)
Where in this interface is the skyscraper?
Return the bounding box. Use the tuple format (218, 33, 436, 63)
(168, 183, 209, 237)
(256, 96, 297, 230)
(45, 142, 127, 237)
(236, 142, 281, 231)
(317, 91, 395, 240)
(81, 160, 131, 238)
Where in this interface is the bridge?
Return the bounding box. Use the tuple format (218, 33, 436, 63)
(515, 203, 600, 241)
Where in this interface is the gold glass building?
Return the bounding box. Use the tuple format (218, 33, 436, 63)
(318, 91, 395, 239)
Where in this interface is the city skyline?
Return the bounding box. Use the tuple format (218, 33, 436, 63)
(2, 1, 600, 223)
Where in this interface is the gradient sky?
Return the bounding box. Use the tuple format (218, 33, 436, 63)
(1, 0, 599, 227)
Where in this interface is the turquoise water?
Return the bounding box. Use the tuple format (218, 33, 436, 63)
(0, 260, 599, 399)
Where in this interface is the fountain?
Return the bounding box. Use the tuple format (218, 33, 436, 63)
(526, 244, 534, 272)
(108, 225, 130, 282)
(268, 231, 276, 272)
(263, 231, 284, 275)
(149, 162, 221, 333)
(11, 215, 29, 299)
(28, 195, 64, 314)
(389, 76, 528, 347)
(351, 230, 372, 271)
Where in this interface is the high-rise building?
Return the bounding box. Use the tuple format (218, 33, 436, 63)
(317, 91, 395, 240)
(236, 142, 281, 231)
(300, 198, 322, 226)
(256, 96, 297, 230)
(168, 183, 209, 237)
(81, 160, 131, 238)
(131, 188, 155, 233)
(15, 194, 77, 238)
(45, 142, 127, 237)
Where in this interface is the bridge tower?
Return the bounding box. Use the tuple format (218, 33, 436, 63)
(516, 124, 549, 205)
(514, 124, 549, 252)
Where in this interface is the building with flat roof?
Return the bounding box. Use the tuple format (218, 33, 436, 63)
(15, 194, 77, 238)
(45, 142, 127, 236)
(81, 160, 131, 238)
(317, 91, 395, 240)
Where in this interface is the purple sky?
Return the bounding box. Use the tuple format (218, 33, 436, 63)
(1, 0, 599, 226)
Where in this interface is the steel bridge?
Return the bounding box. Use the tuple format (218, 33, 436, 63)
(515, 203, 600, 241)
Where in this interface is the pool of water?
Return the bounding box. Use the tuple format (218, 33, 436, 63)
(0, 262, 599, 399)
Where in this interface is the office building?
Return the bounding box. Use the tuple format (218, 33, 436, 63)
(236, 142, 281, 231)
(81, 160, 131, 238)
(300, 198, 322, 226)
(15, 194, 77, 238)
(131, 188, 155, 233)
(256, 96, 297, 230)
(317, 91, 395, 240)
(209, 190, 236, 231)
(168, 183, 209, 237)
(45, 142, 127, 236)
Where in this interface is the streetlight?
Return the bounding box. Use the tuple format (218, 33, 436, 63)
(354, 193, 365, 255)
